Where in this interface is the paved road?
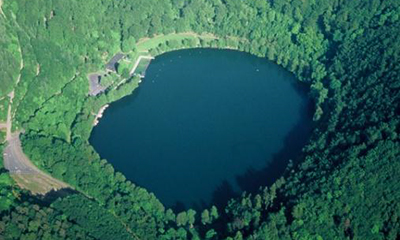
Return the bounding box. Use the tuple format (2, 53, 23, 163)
(4, 133, 37, 174)
(1, 54, 69, 193)
(3, 132, 69, 193)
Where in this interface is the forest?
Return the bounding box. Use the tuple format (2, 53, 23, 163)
(0, 0, 399, 239)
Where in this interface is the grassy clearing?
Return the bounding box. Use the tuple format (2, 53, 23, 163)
(127, 32, 218, 77)
(96, 32, 221, 98)
(119, 58, 135, 72)
(136, 32, 217, 52)
(134, 58, 152, 76)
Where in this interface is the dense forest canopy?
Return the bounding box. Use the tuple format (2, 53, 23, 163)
(0, 0, 399, 239)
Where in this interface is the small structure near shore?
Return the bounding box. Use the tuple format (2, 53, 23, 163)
(88, 73, 106, 96)
(88, 53, 153, 96)
(88, 53, 126, 96)
(106, 53, 125, 72)
(130, 55, 154, 78)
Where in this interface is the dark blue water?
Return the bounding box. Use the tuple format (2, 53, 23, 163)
(90, 49, 313, 210)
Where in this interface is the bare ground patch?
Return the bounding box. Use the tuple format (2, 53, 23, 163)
(11, 173, 68, 195)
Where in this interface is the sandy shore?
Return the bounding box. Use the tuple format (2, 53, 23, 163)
(93, 104, 109, 126)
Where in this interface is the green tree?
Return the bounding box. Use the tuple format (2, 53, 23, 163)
(205, 229, 217, 239)
(176, 212, 188, 227)
(187, 209, 196, 226)
(201, 209, 210, 225)
(210, 206, 219, 221)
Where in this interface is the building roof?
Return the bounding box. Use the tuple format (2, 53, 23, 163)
(105, 53, 125, 72)
(88, 73, 106, 96)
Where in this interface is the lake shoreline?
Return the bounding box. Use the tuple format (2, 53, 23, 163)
(93, 104, 109, 126)
(90, 49, 312, 209)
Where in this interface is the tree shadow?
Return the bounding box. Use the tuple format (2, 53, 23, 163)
(235, 95, 314, 194)
(171, 82, 314, 212)
(210, 180, 240, 209)
(40, 188, 79, 203)
(19, 187, 79, 207)
(191, 199, 209, 213)
(171, 201, 187, 213)
(105, 86, 143, 114)
(203, 86, 314, 210)
(170, 180, 240, 212)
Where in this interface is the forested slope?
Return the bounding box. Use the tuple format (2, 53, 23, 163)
(0, 0, 399, 239)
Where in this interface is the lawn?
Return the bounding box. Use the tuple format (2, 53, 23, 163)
(136, 32, 217, 52)
(134, 58, 152, 76)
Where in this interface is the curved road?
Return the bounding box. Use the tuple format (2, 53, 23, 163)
(4, 134, 37, 174)
(2, 53, 70, 194)
(3, 132, 69, 194)
(2, 93, 69, 194)
(2, 94, 69, 194)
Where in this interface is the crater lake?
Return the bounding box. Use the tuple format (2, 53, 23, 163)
(90, 49, 313, 211)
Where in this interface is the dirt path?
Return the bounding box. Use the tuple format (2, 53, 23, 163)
(0, 0, 5, 18)
(3, 94, 70, 194)
(5, 46, 22, 140)
(5, 92, 14, 141)
(2, 46, 71, 195)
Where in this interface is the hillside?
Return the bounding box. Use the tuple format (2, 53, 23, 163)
(0, 0, 399, 239)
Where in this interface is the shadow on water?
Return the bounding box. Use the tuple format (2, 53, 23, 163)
(171, 180, 240, 212)
(235, 110, 313, 194)
(211, 180, 240, 208)
(102, 86, 143, 117)
(171, 201, 187, 213)
(168, 80, 314, 213)
(115, 86, 142, 109)
(208, 82, 314, 210)
(170, 89, 313, 212)
(237, 85, 313, 188)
